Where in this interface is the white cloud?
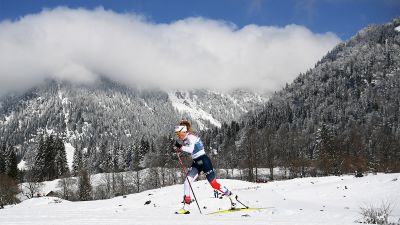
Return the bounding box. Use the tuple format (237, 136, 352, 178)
(0, 7, 341, 95)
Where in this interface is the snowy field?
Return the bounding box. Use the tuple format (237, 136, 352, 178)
(1, 173, 399, 225)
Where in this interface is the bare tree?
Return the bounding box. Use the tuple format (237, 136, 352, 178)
(115, 173, 127, 196)
(241, 127, 257, 182)
(21, 181, 44, 199)
(260, 127, 276, 180)
(134, 170, 142, 193)
(57, 177, 76, 200)
(97, 173, 114, 199)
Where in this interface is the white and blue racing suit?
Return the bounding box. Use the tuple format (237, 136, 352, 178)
(181, 133, 230, 203)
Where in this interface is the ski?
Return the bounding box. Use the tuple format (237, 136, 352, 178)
(175, 209, 190, 214)
(206, 207, 266, 215)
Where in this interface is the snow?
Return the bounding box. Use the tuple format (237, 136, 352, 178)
(17, 160, 26, 170)
(64, 143, 75, 170)
(168, 92, 221, 129)
(58, 91, 63, 100)
(45, 128, 54, 135)
(4, 114, 13, 125)
(2, 173, 400, 225)
(395, 26, 400, 32)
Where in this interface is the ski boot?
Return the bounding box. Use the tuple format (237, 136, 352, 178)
(175, 195, 191, 214)
(220, 190, 238, 209)
(227, 192, 239, 209)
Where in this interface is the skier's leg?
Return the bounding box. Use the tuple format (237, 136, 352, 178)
(200, 155, 231, 195)
(208, 176, 239, 208)
(183, 167, 199, 203)
(209, 178, 231, 195)
(177, 166, 199, 214)
(200, 156, 240, 208)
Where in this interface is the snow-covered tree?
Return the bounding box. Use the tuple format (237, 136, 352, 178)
(78, 169, 92, 201)
(54, 138, 69, 177)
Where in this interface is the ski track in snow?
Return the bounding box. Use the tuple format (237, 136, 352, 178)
(1, 174, 400, 225)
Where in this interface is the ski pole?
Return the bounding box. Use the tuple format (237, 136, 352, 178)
(235, 195, 249, 208)
(176, 151, 202, 214)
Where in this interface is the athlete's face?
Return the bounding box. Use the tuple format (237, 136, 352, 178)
(175, 131, 187, 140)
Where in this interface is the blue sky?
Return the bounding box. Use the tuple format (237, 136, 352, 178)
(0, 0, 398, 40)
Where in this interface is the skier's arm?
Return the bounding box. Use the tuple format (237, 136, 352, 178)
(181, 135, 195, 154)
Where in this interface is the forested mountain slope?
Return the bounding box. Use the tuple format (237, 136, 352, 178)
(206, 18, 400, 178)
(0, 78, 267, 173)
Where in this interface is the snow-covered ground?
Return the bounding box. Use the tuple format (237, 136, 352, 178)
(1, 173, 400, 225)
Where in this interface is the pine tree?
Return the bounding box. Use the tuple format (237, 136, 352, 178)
(112, 143, 121, 172)
(97, 140, 112, 173)
(318, 125, 343, 175)
(44, 135, 56, 180)
(137, 137, 150, 169)
(78, 169, 92, 201)
(127, 143, 136, 171)
(72, 144, 83, 176)
(6, 148, 19, 180)
(33, 136, 46, 181)
(54, 137, 69, 177)
(0, 142, 6, 174)
(118, 144, 130, 171)
(86, 139, 97, 174)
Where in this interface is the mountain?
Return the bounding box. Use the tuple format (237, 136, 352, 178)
(0, 78, 268, 166)
(169, 89, 267, 129)
(258, 17, 400, 130)
(207, 18, 400, 177)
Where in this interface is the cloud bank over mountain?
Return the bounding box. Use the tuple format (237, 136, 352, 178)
(0, 7, 340, 95)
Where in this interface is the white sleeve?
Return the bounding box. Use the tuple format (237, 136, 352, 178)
(181, 135, 196, 154)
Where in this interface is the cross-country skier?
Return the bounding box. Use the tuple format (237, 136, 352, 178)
(174, 120, 237, 214)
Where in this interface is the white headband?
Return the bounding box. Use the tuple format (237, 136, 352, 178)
(174, 125, 187, 132)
